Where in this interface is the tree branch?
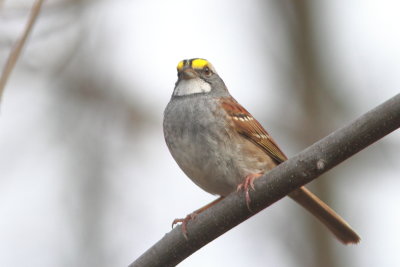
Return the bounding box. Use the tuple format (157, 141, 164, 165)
(0, 0, 45, 102)
(129, 94, 400, 267)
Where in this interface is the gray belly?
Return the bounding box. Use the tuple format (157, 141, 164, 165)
(163, 96, 274, 196)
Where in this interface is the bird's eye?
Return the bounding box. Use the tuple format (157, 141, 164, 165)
(203, 67, 212, 76)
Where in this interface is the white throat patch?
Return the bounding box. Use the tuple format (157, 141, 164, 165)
(173, 78, 212, 96)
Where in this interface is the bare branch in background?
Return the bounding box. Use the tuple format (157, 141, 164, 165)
(0, 0, 45, 102)
(129, 94, 400, 267)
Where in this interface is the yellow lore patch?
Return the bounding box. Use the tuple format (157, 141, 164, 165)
(191, 59, 209, 70)
(177, 60, 185, 71)
(177, 58, 211, 71)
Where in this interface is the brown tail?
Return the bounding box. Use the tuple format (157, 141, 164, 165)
(289, 186, 360, 244)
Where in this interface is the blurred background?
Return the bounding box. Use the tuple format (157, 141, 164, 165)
(0, 0, 399, 266)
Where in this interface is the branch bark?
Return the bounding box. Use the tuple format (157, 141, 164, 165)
(130, 94, 400, 267)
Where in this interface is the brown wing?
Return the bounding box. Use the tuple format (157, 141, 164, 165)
(220, 98, 361, 244)
(219, 97, 287, 164)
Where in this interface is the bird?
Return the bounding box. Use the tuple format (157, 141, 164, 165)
(163, 58, 360, 244)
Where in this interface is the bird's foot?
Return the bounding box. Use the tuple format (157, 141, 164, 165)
(237, 173, 263, 210)
(172, 212, 198, 240)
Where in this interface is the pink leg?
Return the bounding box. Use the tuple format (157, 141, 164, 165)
(172, 213, 198, 239)
(237, 173, 263, 210)
(172, 196, 224, 239)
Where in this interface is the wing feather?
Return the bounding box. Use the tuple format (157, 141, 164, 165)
(219, 97, 287, 164)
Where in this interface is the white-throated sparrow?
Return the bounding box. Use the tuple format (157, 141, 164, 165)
(163, 58, 360, 244)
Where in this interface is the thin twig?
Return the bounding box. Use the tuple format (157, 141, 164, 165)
(0, 0, 45, 102)
(129, 94, 400, 267)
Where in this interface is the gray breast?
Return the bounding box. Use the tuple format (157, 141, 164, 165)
(163, 95, 271, 196)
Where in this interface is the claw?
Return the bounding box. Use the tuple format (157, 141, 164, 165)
(236, 173, 262, 210)
(171, 197, 224, 239)
(171, 212, 197, 240)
